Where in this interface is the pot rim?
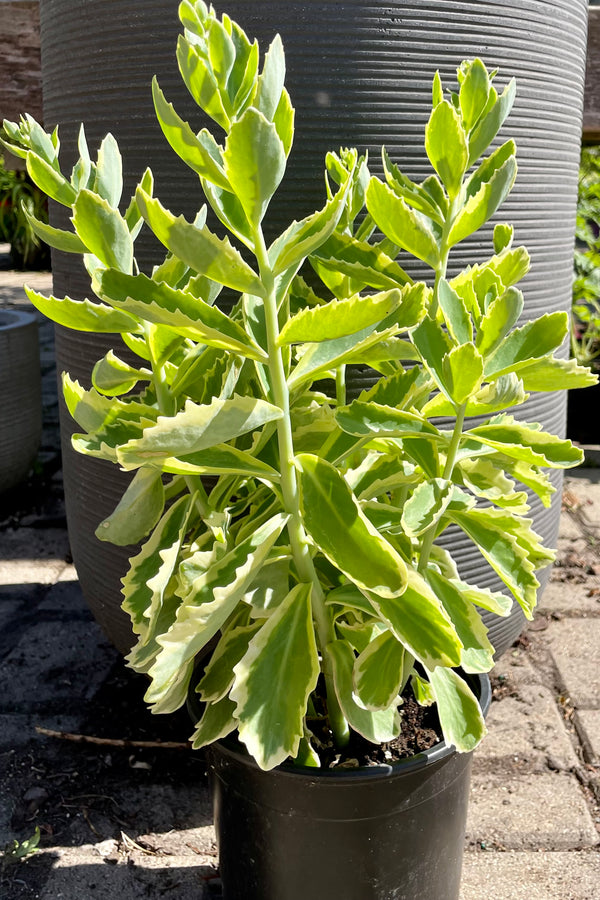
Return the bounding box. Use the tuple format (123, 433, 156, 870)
(0, 308, 37, 330)
(202, 671, 491, 783)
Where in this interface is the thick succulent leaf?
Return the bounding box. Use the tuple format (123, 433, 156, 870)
(26, 154, 77, 206)
(309, 231, 411, 293)
(98, 269, 266, 360)
(450, 506, 551, 615)
(269, 179, 350, 276)
(231, 583, 319, 770)
(145, 514, 288, 713)
(459, 58, 491, 132)
(254, 33, 285, 121)
(425, 569, 495, 673)
(336, 399, 443, 443)
(468, 78, 516, 167)
(329, 640, 401, 743)
(196, 622, 262, 702)
(437, 278, 472, 344)
(359, 366, 430, 411)
(72, 189, 133, 273)
(176, 34, 231, 130)
(366, 568, 463, 670)
(448, 576, 513, 617)
(448, 154, 517, 247)
(423, 372, 528, 418)
(487, 245, 530, 289)
(457, 457, 529, 515)
(475, 287, 524, 357)
(382, 149, 444, 223)
(401, 478, 454, 538)
(466, 418, 584, 468)
(353, 631, 411, 711)
(190, 695, 237, 749)
(62, 373, 158, 434)
(279, 289, 401, 345)
(91, 350, 148, 397)
(117, 396, 283, 470)
(135, 188, 264, 296)
(517, 357, 598, 392)
(244, 554, 291, 616)
(425, 100, 468, 198)
(484, 312, 569, 378)
(95, 468, 164, 547)
(152, 78, 231, 189)
(24, 211, 88, 254)
(296, 453, 408, 599)
(94, 133, 123, 208)
(485, 456, 555, 508)
(156, 443, 280, 482)
(24, 287, 139, 334)
(411, 314, 454, 397)
(442, 343, 484, 404)
(366, 177, 440, 268)
(426, 667, 486, 752)
(223, 107, 286, 226)
(122, 494, 193, 671)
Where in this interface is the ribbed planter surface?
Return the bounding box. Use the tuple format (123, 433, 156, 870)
(40, 0, 588, 654)
(0, 309, 42, 494)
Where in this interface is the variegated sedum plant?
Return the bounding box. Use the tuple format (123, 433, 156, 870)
(3, 2, 595, 771)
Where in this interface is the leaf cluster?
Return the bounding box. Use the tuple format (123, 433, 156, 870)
(3, 3, 595, 771)
(572, 145, 600, 369)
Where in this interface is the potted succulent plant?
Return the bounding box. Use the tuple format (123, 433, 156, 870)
(3, 3, 595, 897)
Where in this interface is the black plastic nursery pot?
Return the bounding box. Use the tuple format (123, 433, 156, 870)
(204, 673, 491, 900)
(39, 0, 588, 655)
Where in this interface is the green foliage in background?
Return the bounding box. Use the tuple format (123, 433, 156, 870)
(0, 151, 50, 269)
(572, 145, 600, 370)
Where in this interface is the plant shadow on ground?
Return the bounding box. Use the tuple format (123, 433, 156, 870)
(0, 661, 219, 899)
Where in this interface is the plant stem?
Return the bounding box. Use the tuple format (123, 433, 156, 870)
(254, 228, 349, 749)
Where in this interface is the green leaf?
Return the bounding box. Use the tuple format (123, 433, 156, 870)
(223, 107, 286, 226)
(437, 279, 472, 344)
(425, 100, 468, 198)
(448, 154, 517, 247)
(381, 148, 445, 224)
(451, 506, 552, 615)
(123, 494, 194, 672)
(95, 468, 165, 546)
(62, 373, 158, 435)
(231, 583, 319, 770)
(367, 568, 463, 670)
(254, 33, 285, 121)
(353, 631, 410, 711)
(98, 269, 266, 361)
(176, 34, 230, 130)
(117, 396, 283, 470)
(336, 400, 443, 441)
(309, 230, 412, 293)
(426, 667, 486, 752)
(329, 640, 401, 743)
(270, 179, 351, 276)
(366, 177, 440, 268)
(23, 211, 88, 254)
(459, 58, 490, 133)
(26, 154, 77, 206)
(441, 343, 484, 404)
(468, 78, 516, 167)
(517, 357, 598, 392)
(401, 478, 454, 538)
(95, 133, 123, 208)
(152, 78, 231, 189)
(145, 514, 288, 712)
(493, 223, 514, 254)
(190, 695, 238, 749)
(153, 443, 280, 482)
(92, 350, 149, 396)
(135, 188, 264, 296)
(467, 417, 584, 468)
(24, 287, 139, 333)
(484, 312, 569, 378)
(475, 287, 524, 357)
(279, 289, 402, 345)
(197, 622, 262, 702)
(72, 189, 133, 273)
(425, 570, 495, 673)
(296, 453, 408, 599)
(411, 314, 454, 395)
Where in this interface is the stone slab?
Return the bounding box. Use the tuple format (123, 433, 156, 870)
(575, 709, 600, 765)
(475, 685, 579, 773)
(466, 773, 598, 850)
(539, 580, 600, 615)
(0, 527, 71, 585)
(37, 845, 212, 900)
(0, 620, 117, 713)
(492, 647, 543, 686)
(460, 850, 600, 899)
(548, 618, 600, 709)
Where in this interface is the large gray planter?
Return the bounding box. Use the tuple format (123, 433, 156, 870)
(0, 308, 42, 494)
(39, 0, 588, 654)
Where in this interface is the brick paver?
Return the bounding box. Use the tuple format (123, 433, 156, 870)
(549, 618, 600, 709)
